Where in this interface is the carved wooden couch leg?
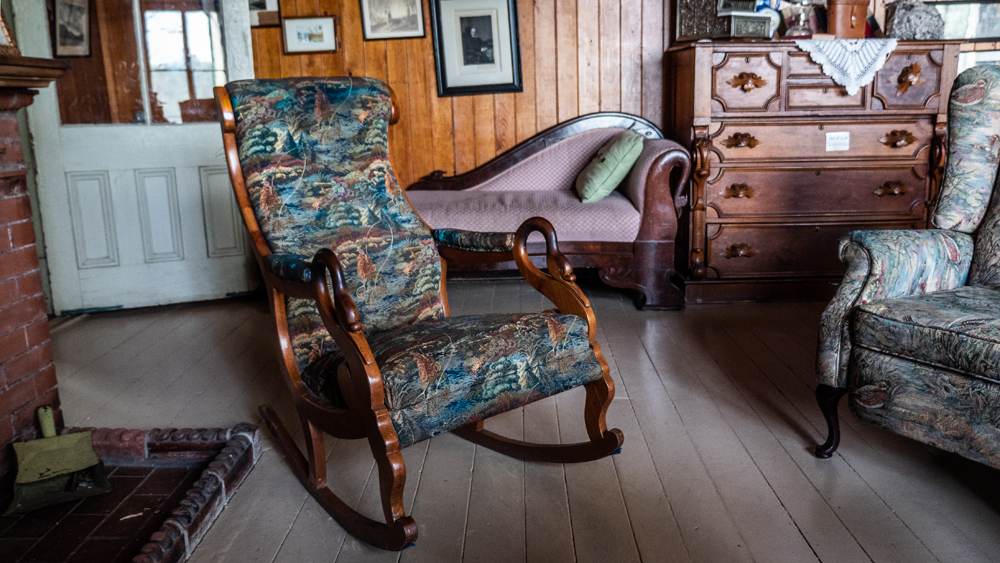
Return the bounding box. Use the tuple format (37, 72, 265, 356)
(815, 384, 848, 458)
(599, 267, 684, 310)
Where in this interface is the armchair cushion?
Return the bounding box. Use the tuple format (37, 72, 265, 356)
(816, 229, 974, 388)
(263, 253, 312, 284)
(431, 228, 514, 253)
(574, 130, 645, 203)
(301, 312, 604, 447)
(853, 286, 1000, 381)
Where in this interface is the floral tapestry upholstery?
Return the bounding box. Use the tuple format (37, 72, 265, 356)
(226, 77, 447, 376)
(931, 65, 1000, 233)
(852, 286, 1000, 381)
(816, 229, 974, 387)
(967, 171, 1000, 287)
(263, 253, 312, 285)
(847, 348, 1000, 469)
(300, 312, 604, 447)
(431, 228, 515, 253)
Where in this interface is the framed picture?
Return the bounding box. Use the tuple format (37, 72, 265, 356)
(428, 0, 523, 97)
(282, 16, 339, 54)
(361, 0, 426, 40)
(250, 0, 280, 27)
(0, 7, 19, 57)
(53, 0, 90, 57)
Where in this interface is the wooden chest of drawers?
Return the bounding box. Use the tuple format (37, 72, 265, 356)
(665, 40, 961, 303)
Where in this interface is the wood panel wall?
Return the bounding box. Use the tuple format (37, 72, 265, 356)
(251, 0, 669, 187)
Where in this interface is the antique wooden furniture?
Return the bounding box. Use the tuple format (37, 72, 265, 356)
(665, 40, 962, 303)
(407, 113, 692, 310)
(214, 78, 623, 550)
(813, 66, 1000, 468)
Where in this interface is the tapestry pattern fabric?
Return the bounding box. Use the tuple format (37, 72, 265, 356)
(226, 77, 447, 345)
(848, 347, 1000, 469)
(816, 229, 974, 387)
(931, 65, 1000, 233)
(853, 285, 1000, 381)
(300, 313, 604, 447)
(431, 228, 515, 253)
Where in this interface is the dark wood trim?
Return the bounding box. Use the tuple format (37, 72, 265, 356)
(408, 112, 664, 191)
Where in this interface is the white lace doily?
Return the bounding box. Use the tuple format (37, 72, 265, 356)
(794, 39, 899, 95)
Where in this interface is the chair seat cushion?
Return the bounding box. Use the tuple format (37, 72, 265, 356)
(853, 286, 1000, 382)
(302, 313, 605, 447)
(406, 189, 641, 243)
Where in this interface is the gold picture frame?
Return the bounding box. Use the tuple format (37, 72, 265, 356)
(0, 7, 20, 57)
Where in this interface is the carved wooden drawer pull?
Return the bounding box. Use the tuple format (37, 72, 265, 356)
(874, 181, 908, 197)
(722, 183, 755, 198)
(721, 133, 759, 149)
(723, 243, 756, 258)
(880, 130, 917, 148)
(727, 72, 766, 92)
(896, 62, 922, 96)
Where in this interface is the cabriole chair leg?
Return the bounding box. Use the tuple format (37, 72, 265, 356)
(815, 384, 848, 458)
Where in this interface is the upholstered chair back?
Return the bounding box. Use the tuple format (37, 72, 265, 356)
(226, 78, 446, 351)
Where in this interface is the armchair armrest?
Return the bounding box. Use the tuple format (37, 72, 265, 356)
(262, 253, 312, 285)
(817, 229, 974, 388)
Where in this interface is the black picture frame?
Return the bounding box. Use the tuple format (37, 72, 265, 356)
(52, 0, 91, 58)
(428, 0, 523, 97)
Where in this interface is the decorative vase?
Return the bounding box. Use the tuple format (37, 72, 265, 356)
(784, 0, 814, 37)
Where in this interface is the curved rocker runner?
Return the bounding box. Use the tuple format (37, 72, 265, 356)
(214, 78, 624, 550)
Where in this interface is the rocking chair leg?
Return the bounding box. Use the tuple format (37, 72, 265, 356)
(258, 405, 417, 550)
(814, 384, 848, 459)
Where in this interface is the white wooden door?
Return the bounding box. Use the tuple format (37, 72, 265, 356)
(15, 0, 257, 315)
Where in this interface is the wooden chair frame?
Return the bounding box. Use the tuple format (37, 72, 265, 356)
(214, 86, 624, 550)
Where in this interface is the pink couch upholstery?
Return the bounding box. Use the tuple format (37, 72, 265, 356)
(406, 113, 692, 310)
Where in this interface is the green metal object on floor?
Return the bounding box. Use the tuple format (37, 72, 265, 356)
(4, 407, 110, 515)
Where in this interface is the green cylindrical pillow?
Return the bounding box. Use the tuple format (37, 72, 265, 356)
(574, 130, 646, 203)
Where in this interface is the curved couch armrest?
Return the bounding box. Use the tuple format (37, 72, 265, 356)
(262, 253, 313, 285)
(816, 229, 974, 388)
(432, 228, 515, 253)
(622, 139, 692, 243)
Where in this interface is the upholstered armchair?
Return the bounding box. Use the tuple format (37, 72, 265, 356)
(213, 78, 623, 550)
(814, 65, 1000, 470)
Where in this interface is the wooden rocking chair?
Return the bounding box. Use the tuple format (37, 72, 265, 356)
(214, 78, 623, 550)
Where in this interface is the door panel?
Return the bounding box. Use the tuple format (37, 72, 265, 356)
(16, 1, 256, 314)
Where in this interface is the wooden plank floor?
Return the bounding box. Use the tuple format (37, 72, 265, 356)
(51, 279, 1000, 563)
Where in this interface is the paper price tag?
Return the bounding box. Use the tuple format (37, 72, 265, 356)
(826, 131, 850, 151)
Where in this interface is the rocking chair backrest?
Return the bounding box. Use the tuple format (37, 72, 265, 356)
(224, 77, 446, 336)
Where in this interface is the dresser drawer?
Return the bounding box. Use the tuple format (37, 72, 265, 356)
(787, 85, 865, 110)
(705, 221, 922, 279)
(786, 52, 826, 79)
(712, 119, 933, 162)
(873, 50, 944, 111)
(706, 166, 927, 218)
(711, 52, 781, 112)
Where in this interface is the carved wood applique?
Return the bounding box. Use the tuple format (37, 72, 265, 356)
(879, 130, 917, 148)
(690, 135, 713, 280)
(873, 181, 908, 197)
(727, 72, 766, 92)
(721, 133, 759, 149)
(723, 243, 756, 258)
(896, 62, 922, 96)
(722, 183, 755, 198)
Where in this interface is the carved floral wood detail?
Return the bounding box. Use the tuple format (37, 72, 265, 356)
(873, 180, 908, 197)
(897, 62, 922, 96)
(880, 129, 918, 148)
(723, 243, 756, 258)
(722, 183, 755, 198)
(721, 132, 760, 149)
(727, 72, 766, 92)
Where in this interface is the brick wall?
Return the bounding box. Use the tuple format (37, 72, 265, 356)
(0, 96, 61, 486)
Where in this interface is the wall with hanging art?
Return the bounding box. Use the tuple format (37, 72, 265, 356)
(250, 0, 670, 187)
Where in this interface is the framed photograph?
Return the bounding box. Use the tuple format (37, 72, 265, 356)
(249, 0, 280, 27)
(361, 0, 426, 40)
(0, 7, 19, 57)
(282, 16, 339, 54)
(428, 0, 522, 97)
(53, 0, 90, 57)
